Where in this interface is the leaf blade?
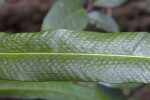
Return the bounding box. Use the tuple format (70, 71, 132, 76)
(88, 11, 120, 32)
(94, 0, 126, 7)
(41, 0, 88, 30)
(0, 81, 108, 100)
(0, 29, 150, 83)
(96, 83, 126, 100)
(0, 53, 150, 83)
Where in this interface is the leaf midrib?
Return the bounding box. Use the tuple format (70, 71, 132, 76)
(0, 53, 149, 59)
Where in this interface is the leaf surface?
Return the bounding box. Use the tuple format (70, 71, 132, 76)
(112, 83, 141, 89)
(88, 11, 119, 32)
(0, 29, 150, 83)
(94, 0, 126, 7)
(0, 81, 107, 100)
(0, 0, 4, 8)
(75, 0, 85, 5)
(41, 0, 88, 30)
(96, 83, 125, 100)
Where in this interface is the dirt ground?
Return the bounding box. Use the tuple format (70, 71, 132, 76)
(0, 0, 150, 34)
(0, 0, 56, 34)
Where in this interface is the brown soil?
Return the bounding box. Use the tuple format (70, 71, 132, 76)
(0, 0, 56, 34)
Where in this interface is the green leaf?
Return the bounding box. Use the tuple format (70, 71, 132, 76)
(0, 29, 150, 83)
(41, 0, 88, 30)
(88, 11, 119, 32)
(94, 0, 126, 7)
(99, 82, 141, 89)
(0, 81, 108, 100)
(112, 83, 141, 89)
(0, 0, 4, 8)
(75, 0, 85, 5)
(96, 83, 126, 100)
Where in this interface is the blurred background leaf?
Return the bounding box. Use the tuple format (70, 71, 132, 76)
(88, 11, 120, 32)
(0, 80, 110, 100)
(94, 0, 127, 7)
(96, 83, 126, 100)
(0, 0, 4, 8)
(75, 0, 85, 6)
(112, 83, 141, 89)
(98, 82, 141, 89)
(41, 0, 88, 30)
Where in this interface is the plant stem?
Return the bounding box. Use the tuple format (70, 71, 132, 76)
(106, 7, 112, 17)
(86, 0, 93, 12)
